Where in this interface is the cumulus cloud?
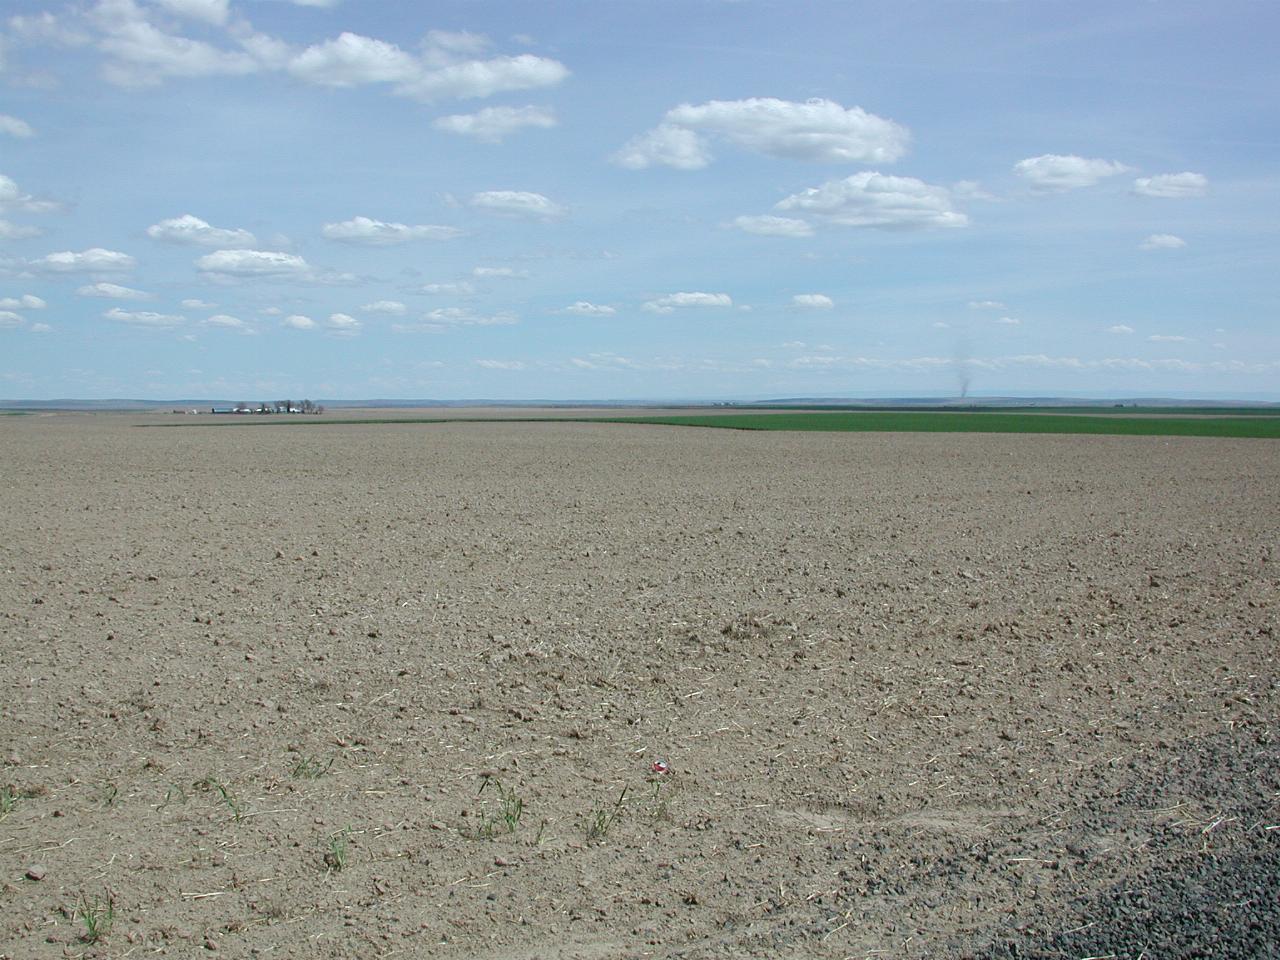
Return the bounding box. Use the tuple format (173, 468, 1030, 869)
(325, 312, 360, 335)
(204, 313, 248, 330)
(792, 294, 833, 309)
(475, 359, 525, 370)
(287, 32, 418, 86)
(612, 124, 712, 170)
(0, 295, 46, 309)
(1140, 233, 1187, 250)
(321, 215, 462, 244)
(731, 215, 813, 238)
(1107, 325, 1135, 334)
(473, 266, 526, 278)
(994, 316, 1022, 325)
(563, 301, 615, 317)
(286, 30, 567, 101)
(615, 97, 908, 169)
(0, 311, 24, 329)
(420, 280, 475, 295)
(0, 173, 59, 214)
(1148, 334, 1193, 343)
(1014, 154, 1130, 190)
(433, 105, 556, 142)
(0, 220, 43, 240)
(396, 54, 569, 102)
(0, 115, 34, 138)
(91, 0, 260, 87)
(643, 292, 733, 313)
(7, 11, 92, 46)
(1133, 172, 1207, 198)
(423, 306, 517, 327)
(469, 190, 565, 220)
(152, 0, 229, 26)
(32, 247, 136, 272)
(181, 298, 215, 309)
(968, 300, 1006, 310)
(361, 300, 406, 314)
(196, 249, 309, 277)
(282, 313, 315, 330)
(147, 214, 256, 247)
(104, 306, 183, 327)
(77, 281, 152, 299)
(775, 172, 967, 230)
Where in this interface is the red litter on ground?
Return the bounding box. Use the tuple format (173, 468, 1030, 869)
(651, 759, 670, 774)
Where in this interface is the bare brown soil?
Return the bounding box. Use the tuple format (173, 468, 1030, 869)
(2, 413, 1277, 959)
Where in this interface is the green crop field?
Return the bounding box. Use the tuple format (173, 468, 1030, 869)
(602, 411, 1280, 438)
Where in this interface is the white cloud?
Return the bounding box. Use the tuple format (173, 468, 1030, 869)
(424, 306, 517, 326)
(563, 301, 615, 317)
(0, 173, 58, 214)
(196, 249, 309, 277)
(104, 306, 183, 327)
(1140, 233, 1187, 250)
(152, 0, 229, 26)
(204, 313, 247, 329)
(792, 294, 833, 309)
(0, 220, 42, 240)
(1133, 172, 1208, 198)
(433, 105, 556, 143)
(612, 124, 712, 170)
(77, 281, 151, 299)
(0, 115, 34, 138)
(422, 30, 491, 60)
(0, 295, 46, 309)
(731, 215, 813, 238)
(8, 11, 92, 46)
(282, 314, 315, 330)
(643, 292, 733, 313)
(287, 32, 418, 87)
(968, 300, 1006, 310)
(469, 190, 565, 220)
(1106, 325, 1134, 335)
(775, 172, 967, 230)
(32, 247, 136, 272)
(92, 0, 260, 87)
(322, 216, 462, 244)
(1013, 154, 1130, 190)
(29, 322, 52, 333)
(473, 266, 526, 278)
(0, 311, 23, 328)
(395, 54, 569, 103)
(1148, 334, 1192, 343)
(181, 298, 215, 309)
(994, 316, 1022, 325)
(147, 214, 256, 248)
(617, 97, 908, 169)
(325, 312, 360, 335)
(475, 359, 525, 370)
(285, 30, 568, 103)
(420, 280, 475, 295)
(361, 300, 406, 314)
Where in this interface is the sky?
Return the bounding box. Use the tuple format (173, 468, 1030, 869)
(1, 0, 1277, 402)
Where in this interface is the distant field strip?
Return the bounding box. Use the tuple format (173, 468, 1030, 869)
(143, 410, 1280, 438)
(603, 412, 1280, 437)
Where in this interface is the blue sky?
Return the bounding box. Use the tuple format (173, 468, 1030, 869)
(1, 0, 1277, 401)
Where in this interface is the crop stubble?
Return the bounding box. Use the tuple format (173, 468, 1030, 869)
(1, 414, 1277, 958)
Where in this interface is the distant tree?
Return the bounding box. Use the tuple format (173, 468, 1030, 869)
(301, 399, 314, 414)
